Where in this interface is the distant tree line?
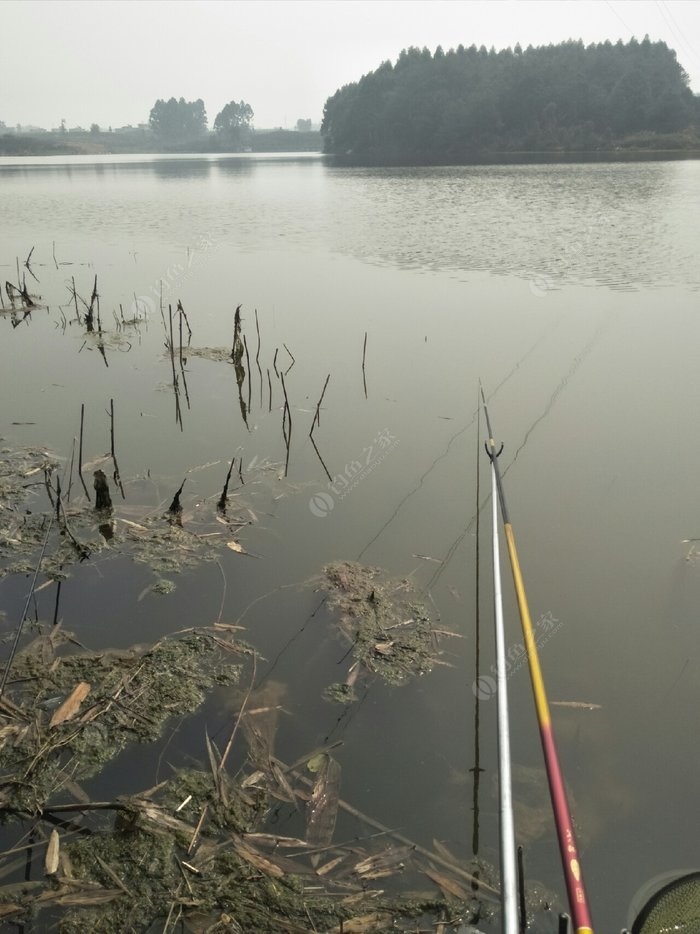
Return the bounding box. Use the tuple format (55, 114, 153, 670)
(321, 37, 699, 162)
(147, 97, 254, 148)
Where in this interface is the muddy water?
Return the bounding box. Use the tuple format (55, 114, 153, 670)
(1, 153, 700, 929)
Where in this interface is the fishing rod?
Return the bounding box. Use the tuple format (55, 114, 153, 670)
(487, 443, 519, 933)
(480, 383, 594, 934)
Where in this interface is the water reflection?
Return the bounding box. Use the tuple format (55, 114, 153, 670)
(3, 154, 696, 291)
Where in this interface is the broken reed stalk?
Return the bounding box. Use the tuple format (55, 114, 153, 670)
(66, 438, 76, 502)
(83, 275, 97, 332)
(310, 435, 333, 483)
(254, 309, 261, 363)
(280, 371, 292, 477)
(109, 399, 125, 498)
(52, 241, 59, 270)
(176, 300, 192, 344)
(273, 348, 279, 378)
(309, 374, 333, 481)
(231, 304, 243, 365)
(254, 309, 263, 407)
(24, 246, 35, 268)
(78, 404, 86, 497)
(362, 332, 368, 399)
(57, 493, 91, 562)
(218, 458, 236, 512)
(71, 276, 80, 323)
(243, 335, 252, 415)
(168, 479, 186, 516)
(168, 305, 184, 431)
(168, 304, 175, 360)
(310, 374, 331, 436)
(93, 469, 113, 511)
(0, 518, 55, 696)
(267, 368, 272, 413)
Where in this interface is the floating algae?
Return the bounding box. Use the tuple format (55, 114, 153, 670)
(0, 441, 282, 584)
(0, 623, 246, 815)
(0, 624, 492, 932)
(184, 345, 234, 363)
(318, 561, 458, 697)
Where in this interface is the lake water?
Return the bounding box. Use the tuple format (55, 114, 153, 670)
(1, 152, 700, 930)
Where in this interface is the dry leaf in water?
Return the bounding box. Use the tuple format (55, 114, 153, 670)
(45, 830, 60, 876)
(423, 865, 468, 900)
(50, 682, 91, 727)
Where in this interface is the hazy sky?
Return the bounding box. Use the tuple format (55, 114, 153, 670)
(4, 1, 700, 130)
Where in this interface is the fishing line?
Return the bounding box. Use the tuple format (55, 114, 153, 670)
(242, 319, 564, 701)
(0, 517, 54, 697)
(356, 316, 561, 562)
(423, 317, 607, 595)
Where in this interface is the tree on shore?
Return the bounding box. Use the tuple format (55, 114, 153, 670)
(322, 37, 697, 161)
(214, 100, 254, 149)
(148, 98, 207, 142)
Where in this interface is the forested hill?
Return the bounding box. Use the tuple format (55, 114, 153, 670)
(321, 38, 699, 163)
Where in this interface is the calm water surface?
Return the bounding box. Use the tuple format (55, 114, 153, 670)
(2, 153, 700, 930)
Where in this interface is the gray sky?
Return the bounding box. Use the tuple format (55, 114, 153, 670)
(4, 1, 700, 130)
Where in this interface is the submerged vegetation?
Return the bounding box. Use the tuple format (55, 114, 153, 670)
(319, 562, 459, 702)
(0, 620, 498, 930)
(322, 37, 700, 162)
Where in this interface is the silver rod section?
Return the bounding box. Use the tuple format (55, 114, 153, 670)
(491, 461, 519, 933)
